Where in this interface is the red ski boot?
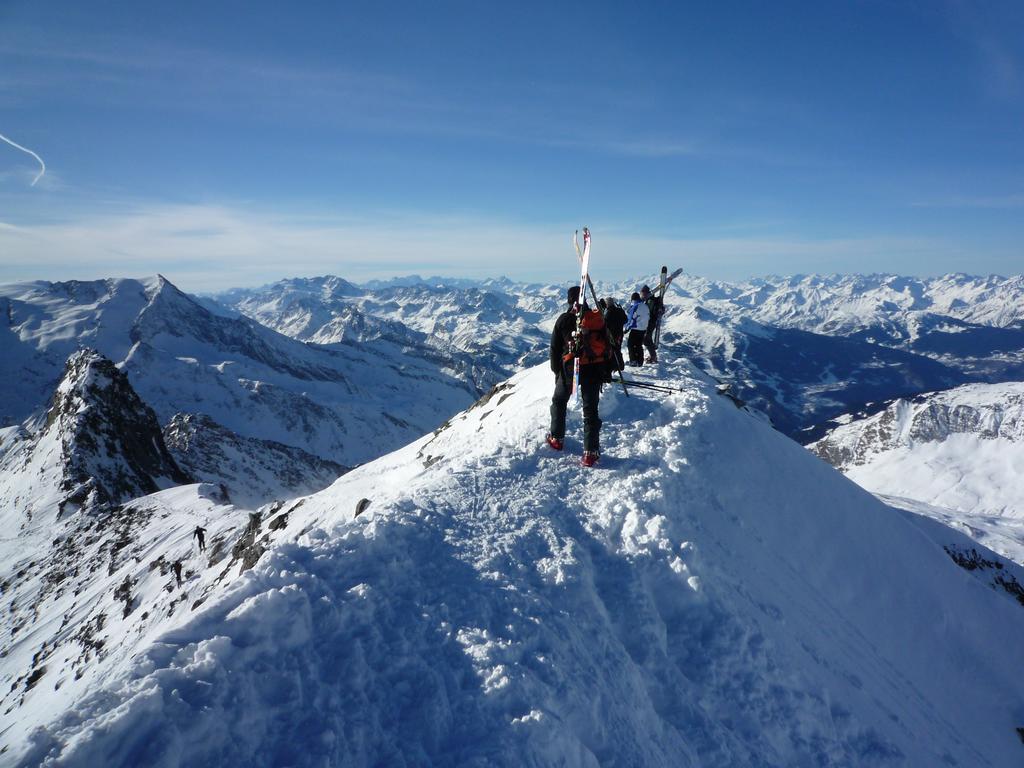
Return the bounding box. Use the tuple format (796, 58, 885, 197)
(545, 434, 564, 451)
(581, 451, 600, 467)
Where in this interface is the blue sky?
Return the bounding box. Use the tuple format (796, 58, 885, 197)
(1, 0, 1022, 290)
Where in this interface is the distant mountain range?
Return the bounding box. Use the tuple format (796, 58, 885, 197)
(210, 272, 1024, 441)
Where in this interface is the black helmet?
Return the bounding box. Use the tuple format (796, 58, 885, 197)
(567, 285, 581, 305)
(641, 285, 651, 295)
(631, 291, 641, 301)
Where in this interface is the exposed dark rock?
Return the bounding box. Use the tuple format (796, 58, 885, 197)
(164, 412, 347, 507)
(944, 546, 1024, 608)
(230, 513, 265, 573)
(24, 666, 45, 691)
(45, 350, 191, 516)
(113, 575, 136, 619)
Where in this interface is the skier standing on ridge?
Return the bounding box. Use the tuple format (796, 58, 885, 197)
(624, 291, 650, 366)
(193, 525, 207, 552)
(640, 285, 660, 364)
(172, 560, 183, 587)
(547, 285, 605, 466)
(601, 297, 627, 371)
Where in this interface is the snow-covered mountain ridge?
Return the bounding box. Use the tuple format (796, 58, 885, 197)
(211, 271, 1024, 439)
(809, 382, 1024, 563)
(8, 358, 1024, 767)
(810, 382, 1024, 470)
(0, 349, 259, 747)
(0, 276, 478, 466)
(163, 412, 349, 509)
(669, 272, 1024, 385)
(210, 274, 558, 392)
(673, 272, 1024, 332)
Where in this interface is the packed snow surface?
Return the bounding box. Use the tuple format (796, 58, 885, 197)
(9, 359, 1024, 767)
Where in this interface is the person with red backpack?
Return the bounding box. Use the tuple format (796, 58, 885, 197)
(546, 285, 608, 467)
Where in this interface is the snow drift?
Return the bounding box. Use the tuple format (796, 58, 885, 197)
(9, 359, 1024, 767)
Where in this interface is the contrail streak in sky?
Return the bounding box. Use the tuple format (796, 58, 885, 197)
(0, 132, 46, 186)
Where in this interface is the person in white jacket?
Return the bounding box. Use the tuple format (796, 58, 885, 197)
(624, 291, 650, 366)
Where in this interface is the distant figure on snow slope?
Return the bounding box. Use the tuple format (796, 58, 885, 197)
(624, 291, 650, 367)
(547, 285, 610, 467)
(194, 525, 207, 552)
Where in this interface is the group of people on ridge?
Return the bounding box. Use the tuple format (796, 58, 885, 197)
(546, 282, 664, 467)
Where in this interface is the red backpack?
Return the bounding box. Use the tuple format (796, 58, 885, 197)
(577, 309, 609, 365)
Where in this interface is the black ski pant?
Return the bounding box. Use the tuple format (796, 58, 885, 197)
(627, 329, 646, 366)
(610, 336, 625, 373)
(643, 327, 657, 359)
(550, 366, 602, 453)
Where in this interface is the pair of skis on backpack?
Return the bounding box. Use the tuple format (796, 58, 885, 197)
(571, 228, 681, 398)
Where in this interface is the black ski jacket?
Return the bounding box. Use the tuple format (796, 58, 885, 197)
(550, 310, 577, 374)
(644, 296, 662, 325)
(605, 305, 627, 340)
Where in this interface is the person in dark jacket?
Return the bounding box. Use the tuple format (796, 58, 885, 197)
(193, 525, 207, 552)
(602, 297, 628, 371)
(640, 285, 660, 363)
(172, 559, 183, 587)
(547, 285, 604, 466)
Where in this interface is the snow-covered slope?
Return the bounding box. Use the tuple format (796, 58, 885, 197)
(0, 276, 478, 465)
(0, 483, 252, 757)
(0, 350, 259, 747)
(809, 382, 1024, 562)
(10, 359, 1024, 766)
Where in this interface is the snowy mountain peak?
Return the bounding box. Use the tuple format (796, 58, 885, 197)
(44, 349, 190, 513)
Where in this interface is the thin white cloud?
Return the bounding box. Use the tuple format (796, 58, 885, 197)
(0, 202, 966, 291)
(0, 132, 45, 186)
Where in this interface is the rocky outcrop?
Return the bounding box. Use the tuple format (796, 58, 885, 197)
(47, 349, 191, 512)
(809, 383, 1024, 471)
(164, 412, 347, 508)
